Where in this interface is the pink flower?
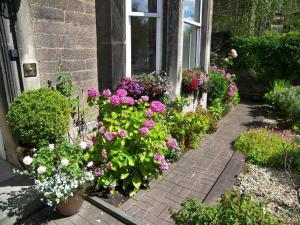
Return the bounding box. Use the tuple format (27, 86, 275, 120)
(102, 89, 112, 97)
(116, 89, 128, 97)
(219, 69, 226, 75)
(154, 152, 164, 161)
(141, 96, 149, 102)
(109, 95, 121, 106)
(104, 132, 116, 141)
(230, 49, 238, 58)
(120, 96, 135, 106)
(97, 121, 104, 128)
(105, 162, 112, 170)
(150, 101, 166, 113)
(101, 149, 107, 159)
(118, 130, 127, 138)
(166, 138, 178, 149)
(99, 126, 106, 135)
(225, 73, 232, 79)
(146, 109, 154, 117)
(94, 168, 104, 176)
(228, 84, 237, 97)
(139, 127, 149, 136)
(87, 88, 100, 99)
(109, 183, 116, 190)
(142, 120, 155, 128)
(159, 161, 169, 171)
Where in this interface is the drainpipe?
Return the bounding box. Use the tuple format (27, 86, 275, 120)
(15, 0, 40, 90)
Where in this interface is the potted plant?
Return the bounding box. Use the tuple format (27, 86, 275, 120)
(17, 142, 94, 216)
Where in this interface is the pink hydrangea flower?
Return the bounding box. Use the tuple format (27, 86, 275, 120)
(154, 152, 164, 161)
(116, 89, 128, 97)
(94, 168, 104, 176)
(146, 109, 154, 117)
(105, 162, 112, 170)
(102, 89, 112, 97)
(109, 183, 116, 190)
(139, 127, 149, 136)
(141, 96, 149, 102)
(142, 119, 155, 128)
(87, 88, 100, 99)
(159, 161, 169, 171)
(225, 73, 232, 79)
(150, 101, 166, 113)
(228, 84, 237, 97)
(118, 130, 127, 138)
(99, 126, 106, 135)
(109, 95, 121, 106)
(101, 149, 107, 159)
(166, 138, 178, 149)
(120, 96, 135, 106)
(104, 132, 116, 141)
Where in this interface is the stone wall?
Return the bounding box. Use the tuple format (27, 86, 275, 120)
(29, 0, 97, 97)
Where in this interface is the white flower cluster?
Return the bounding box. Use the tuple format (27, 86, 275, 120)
(34, 168, 94, 207)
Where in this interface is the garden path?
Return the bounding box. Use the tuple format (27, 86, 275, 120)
(120, 102, 261, 225)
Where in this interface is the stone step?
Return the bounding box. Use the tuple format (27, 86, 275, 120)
(0, 159, 43, 225)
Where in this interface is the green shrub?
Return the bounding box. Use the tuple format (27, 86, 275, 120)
(171, 191, 281, 225)
(234, 128, 298, 169)
(7, 88, 71, 147)
(264, 80, 291, 105)
(231, 32, 300, 83)
(207, 70, 229, 105)
(208, 98, 226, 120)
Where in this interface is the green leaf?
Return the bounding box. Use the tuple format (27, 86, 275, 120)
(132, 174, 142, 189)
(120, 173, 129, 180)
(128, 157, 135, 166)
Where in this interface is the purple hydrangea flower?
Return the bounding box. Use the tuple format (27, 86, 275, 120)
(116, 89, 128, 97)
(225, 73, 232, 80)
(141, 96, 149, 102)
(109, 95, 121, 106)
(142, 119, 155, 128)
(159, 161, 169, 171)
(105, 161, 112, 170)
(150, 101, 166, 113)
(139, 127, 149, 136)
(86, 140, 94, 148)
(228, 84, 237, 97)
(119, 78, 145, 96)
(118, 130, 127, 138)
(211, 66, 218, 71)
(109, 183, 116, 190)
(94, 168, 104, 176)
(166, 138, 178, 149)
(145, 109, 154, 117)
(104, 132, 116, 141)
(102, 89, 112, 97)
(87, 88, 100, 99)
(99, 126, 106, 135)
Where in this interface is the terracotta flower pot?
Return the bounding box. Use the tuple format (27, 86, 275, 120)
(57, 191, 83, 216)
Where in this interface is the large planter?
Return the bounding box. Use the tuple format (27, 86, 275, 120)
(57, 191, 83, 216)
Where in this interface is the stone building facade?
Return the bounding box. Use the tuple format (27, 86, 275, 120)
(0, 0, 213, 165)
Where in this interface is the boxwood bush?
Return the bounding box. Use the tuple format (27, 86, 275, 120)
(234, 128, 299, 171)
(171, 191, 281, 225)
(7, 88, 71, 147)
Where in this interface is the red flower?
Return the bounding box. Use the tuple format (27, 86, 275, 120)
(190, 76, 199, 90)
(258, 221, 264, 225)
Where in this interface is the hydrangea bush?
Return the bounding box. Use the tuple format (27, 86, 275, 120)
(16, 142, 94, 207)
(85, 88, 178, 195)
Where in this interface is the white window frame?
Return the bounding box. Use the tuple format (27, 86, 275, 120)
(125, 0, 163, 77)
(182, 0, 203, 68)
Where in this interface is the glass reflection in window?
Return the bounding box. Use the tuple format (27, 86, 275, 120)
(132, 0, 157, 13)
(184, 0, 201, 22)
(183, 23, 198, 69)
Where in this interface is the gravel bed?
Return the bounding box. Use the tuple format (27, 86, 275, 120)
(234, 163, 300, 222)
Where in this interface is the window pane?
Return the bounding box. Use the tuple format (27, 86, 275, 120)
(184, 0, 201, 22)
(131, 17, 156, 74)
(132, 0, 157, 13)
(183, 23, 198, 69)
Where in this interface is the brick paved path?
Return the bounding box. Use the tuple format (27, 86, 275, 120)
(17, 200, 124, 225)
(120, 103, 257, 225)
